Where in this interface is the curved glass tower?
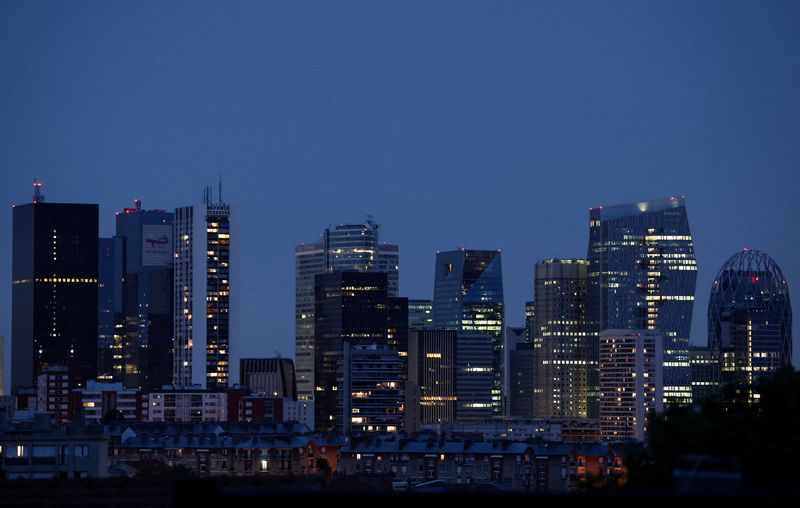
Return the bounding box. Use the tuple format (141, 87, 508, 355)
(588, 196, 697, 406)
(708, 249, 792, 387)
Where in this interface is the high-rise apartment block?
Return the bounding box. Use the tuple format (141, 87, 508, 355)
(173, 190, 238, 389)
(599, 330, 664, 441)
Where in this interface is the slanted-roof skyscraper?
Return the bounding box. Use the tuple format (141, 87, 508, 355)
(588, 196, 697, 405)
(294, 219, 399, 407)
(12, 181, 99, 392)
(433, 249, 504, 415)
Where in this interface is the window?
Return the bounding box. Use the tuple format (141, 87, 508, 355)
(5, 445, 27, 458)
(74, 445, 90, 457)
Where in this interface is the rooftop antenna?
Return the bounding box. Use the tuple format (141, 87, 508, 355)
(134, 198, 142, 211)
(218, 175, 223, 204)
(366, 214, 378, 230)
(32, 178, 44, 204)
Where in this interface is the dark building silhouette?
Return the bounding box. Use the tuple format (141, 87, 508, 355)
(588, 197, 697, 405)
(12, 191, 99, 392)
(114, 203, 174, 390)
(239, 358, 297, 398)
(314, 271, 398, 433)
(97, 237, 122, 382)
(295, 219, 399, 407)
(708, 249, 792, 391)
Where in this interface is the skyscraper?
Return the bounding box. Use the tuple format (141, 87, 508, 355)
(12, 182, 99, 392)
(408, 299, 433, 330)
(294, 219, 399, 406)
(708, 249, 792, 392)
(433, 249, 504, 415)
(114, 201, 174, 390)
(532, 259, 592, 418)
(343, 343, 404, 434)
(97, 237, 122, 382)
(314, 271, 391, 433)
(599, 329, 664, 441)
(588, 197, 697, 404)
(454, 333, 494, 423)
(173, 188, 238, 389)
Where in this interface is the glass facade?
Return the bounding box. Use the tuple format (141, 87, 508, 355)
(11, 202, 99, 392)
(433, 249, 505, 415)
(708, 249, 792, 392)
(294, 219, 399, 409)
(114, 206, 174, 390)
(314, 271, 390, 433)
(408, 299, 433, 330)
(532, 259, 592, 418)
(97, 237, 121, 382)
(588, 197, 697, 405)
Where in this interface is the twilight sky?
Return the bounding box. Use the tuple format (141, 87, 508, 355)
(2, 1, 799, 387)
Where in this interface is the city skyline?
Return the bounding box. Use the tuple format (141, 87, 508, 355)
(2, 1, 800, 389)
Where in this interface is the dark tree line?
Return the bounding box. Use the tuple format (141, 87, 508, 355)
(625, 367, 800, 490)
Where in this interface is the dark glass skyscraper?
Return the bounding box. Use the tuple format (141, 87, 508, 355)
(433, 249, 504, 415)
(12, 195, 99, 392)
(295, 219, 399, 406)
(588, 197, 697, 404)
(314, 271, 392, 433)
(97, 237, 122, 382)
(532, 259, 592, 418)
(708, 249, 792, 390)
(114, 202, 174, 390)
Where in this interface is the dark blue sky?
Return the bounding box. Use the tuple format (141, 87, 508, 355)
(2, 1, 799, 386)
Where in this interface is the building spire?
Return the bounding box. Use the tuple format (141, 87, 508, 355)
(32, 178, 44, 204)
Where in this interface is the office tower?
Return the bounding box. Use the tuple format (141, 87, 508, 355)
(509, 343, 536, 418)
(408, 329, 457, 424)
(114, 201, 174, 390)
(504, 326, 526, 416)
(314, 271, 390, 433)
(433, 249, 505, 415)
(532, 259, 592, 418)
(524, 301, 535, 342)
(295, 219, 400, 407)
(408, 329, 494, 424)
(97, 238, 121, 382)
(343, 343, 404, 434)
(689, 345, 719, 403)
(294, 241, 324, 406)
(599, 330, 664, 441)
(588, 197, 697, 405)
(708, 249, 792, 391)
(239, 358, 297, 398)
(12, 184, 99, 393)
(455, 333, 494, 423)
(174, 188, 238, 389)
(408, 299, 433, 330)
